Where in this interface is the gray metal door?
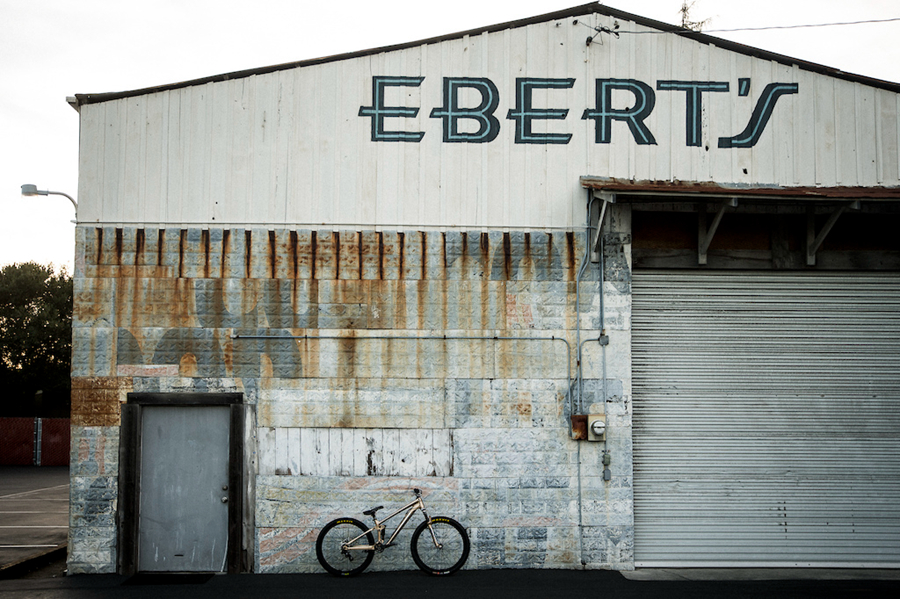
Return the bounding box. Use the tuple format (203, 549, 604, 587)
(632, 271, 900, 567)
(138, 405, 231, 572)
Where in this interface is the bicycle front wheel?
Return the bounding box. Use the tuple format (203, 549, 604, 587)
(316, 518, 374, 576)
(410, 517, 470, 575)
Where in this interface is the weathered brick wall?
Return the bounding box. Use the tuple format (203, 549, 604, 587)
(68, 206, 633, 574)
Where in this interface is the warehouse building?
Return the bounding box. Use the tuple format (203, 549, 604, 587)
(67, 3, 900, 574)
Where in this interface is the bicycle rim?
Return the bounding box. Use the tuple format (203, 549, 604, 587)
(316, 518, 374, 576)
(411, 517, 470, 575)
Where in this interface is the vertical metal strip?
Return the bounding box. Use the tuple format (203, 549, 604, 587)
(33, 418, 43, 466)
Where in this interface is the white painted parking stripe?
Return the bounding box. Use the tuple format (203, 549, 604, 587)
(0, 484, 69, 500)
(0, 498, 69, 502)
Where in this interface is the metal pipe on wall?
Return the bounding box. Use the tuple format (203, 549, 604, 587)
(575, 190, 602, 415)
(231, 332, 572, 398)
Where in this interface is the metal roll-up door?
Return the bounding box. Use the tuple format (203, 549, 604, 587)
(632, 271, 900, 567)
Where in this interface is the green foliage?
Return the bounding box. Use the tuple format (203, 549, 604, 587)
(0, 262, 73, 416)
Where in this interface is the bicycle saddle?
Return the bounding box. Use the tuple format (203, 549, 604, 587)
(363, 506, 383, 517)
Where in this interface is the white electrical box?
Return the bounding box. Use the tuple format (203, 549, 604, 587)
(588, 414, 606, 441)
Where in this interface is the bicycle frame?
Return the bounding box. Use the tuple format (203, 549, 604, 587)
(342, 494, 431, 552)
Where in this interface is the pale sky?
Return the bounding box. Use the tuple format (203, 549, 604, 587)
(2, 0, 898, 273)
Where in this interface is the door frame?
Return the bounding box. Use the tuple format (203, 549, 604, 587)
(118, 392, 247, 574)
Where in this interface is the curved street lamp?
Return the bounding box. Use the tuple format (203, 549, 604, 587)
(21, 184, 77, 209)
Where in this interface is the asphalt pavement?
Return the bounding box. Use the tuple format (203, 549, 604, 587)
(2, 567, 900, 599)
(0, 466, 68, 574)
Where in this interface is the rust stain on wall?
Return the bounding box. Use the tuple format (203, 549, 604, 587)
(502, 232, 512, 280)
(95, 227, 104, 265)
(393, 279, 408, 330)
(378, 232, 385, 279)
(202, 229, 211, 278)
(268, 230, 277, 279)
(416, 280, 426, 331)
(419, 231, 427, 281)
(154, 229, 163, 267)
(135, 229, 145, 266)
(222, 229, 231, 274)
(398, 232, 406, 279)
(521, 233, 534, 280)
(546, 233, 555, 275)
(113, 228, 123, 265)
(289, 230, 299, 279)
(77, 226, 582, 398)
(310, 231, 318, 280)
(178, 229, 187, 278)
(71, 377, 132, 427)
(333, 231, 341, 280)
(241, 230, 250, 278)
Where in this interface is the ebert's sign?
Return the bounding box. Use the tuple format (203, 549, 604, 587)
(359, 76, 798, 148)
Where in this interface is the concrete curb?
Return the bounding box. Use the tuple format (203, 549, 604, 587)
(622, 568, 900, 581)
(0, 544, 67, 580)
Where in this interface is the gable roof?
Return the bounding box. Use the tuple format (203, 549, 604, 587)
(73, 2, 900, 107)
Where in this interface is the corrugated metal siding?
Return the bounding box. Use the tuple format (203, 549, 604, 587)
(632, 271, 900, 567)
(77, 14, 900, 228)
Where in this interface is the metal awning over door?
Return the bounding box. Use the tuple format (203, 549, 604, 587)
(632, 271, 900, 567)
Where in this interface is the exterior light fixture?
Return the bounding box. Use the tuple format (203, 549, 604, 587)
(21, 184, 77, 209)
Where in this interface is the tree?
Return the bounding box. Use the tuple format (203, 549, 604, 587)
(679, 1, 711, 32)
(0, 263, 73, 417)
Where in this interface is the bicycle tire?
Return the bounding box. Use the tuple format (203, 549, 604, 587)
(316, 517, 375, 576)
(410, 516, 470, 575)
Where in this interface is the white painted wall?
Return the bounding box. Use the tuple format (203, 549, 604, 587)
(76, 11, 900, 229)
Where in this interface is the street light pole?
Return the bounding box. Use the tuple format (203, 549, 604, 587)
(21, 184, 77, 210)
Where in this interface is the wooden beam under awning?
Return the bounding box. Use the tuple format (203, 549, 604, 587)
(582, 177, 900, 266)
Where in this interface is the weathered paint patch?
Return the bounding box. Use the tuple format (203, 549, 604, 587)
(258, 428, 453, 477)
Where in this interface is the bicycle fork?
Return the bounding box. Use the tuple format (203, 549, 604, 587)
(420, 510, 444, 550)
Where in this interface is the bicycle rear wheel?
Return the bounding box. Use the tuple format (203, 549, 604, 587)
(316, 518, 375, 576)
(410, 517, 470, 575)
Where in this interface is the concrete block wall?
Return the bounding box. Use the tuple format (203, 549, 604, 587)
(68, 206, 633, 574)
(68, 425, 120, 573)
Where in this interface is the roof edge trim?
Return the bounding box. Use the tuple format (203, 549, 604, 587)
(74, 3, 599, 106)
(73, 2, 900, 106)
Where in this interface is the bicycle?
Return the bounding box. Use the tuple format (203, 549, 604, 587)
(315, 488, 470, 576)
